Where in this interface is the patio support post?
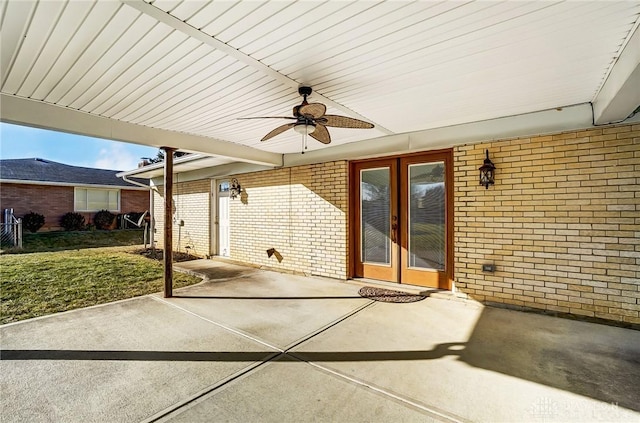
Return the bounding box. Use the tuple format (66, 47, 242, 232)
(162, 147, 175, 298)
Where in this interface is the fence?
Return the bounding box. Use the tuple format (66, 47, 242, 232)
(1, 216, 22, 249)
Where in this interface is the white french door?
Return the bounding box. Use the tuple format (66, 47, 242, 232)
(213, 180, 231, 257)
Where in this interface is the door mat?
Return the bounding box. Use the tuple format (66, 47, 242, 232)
(358, 286, 426, 303)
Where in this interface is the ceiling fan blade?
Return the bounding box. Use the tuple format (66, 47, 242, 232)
(261, 123, 295, 141)
(238, 116, 296, 120)
(299, 103, 326, 119)
(322, 115, 374, 129)
(310, 124, 331, 144)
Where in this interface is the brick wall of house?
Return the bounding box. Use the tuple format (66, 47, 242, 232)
(229, 161, 348, 279)
(453, 123, 640, 325)
(0, 183, 73, 230)
(121, 189, 150, 215)
(153, 179, 210, 257)
(0, 183, 150, 231)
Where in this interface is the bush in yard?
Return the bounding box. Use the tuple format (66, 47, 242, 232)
(60, 212, 85, 231)
(22, 211, 45, 233)
(94, 210, 116, 230)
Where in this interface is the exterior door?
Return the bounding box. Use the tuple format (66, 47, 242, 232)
(352, 150, 453, 289)
(215, 180, 231, 257)
(353, 159, 399, 282)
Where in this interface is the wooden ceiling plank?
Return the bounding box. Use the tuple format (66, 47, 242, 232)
(109, 45, 224, 120)
(134, 60, 250, 126)
(93, 35, 203, 116)
(3, 1, 67, 94)
(75, 22, 178, 111)
(64, 13, 159, 108)
(18, 1, 95, 99)
(1, 1, 37, 87)
(123, 0, 393, 134)
(45, 4, 138, 104)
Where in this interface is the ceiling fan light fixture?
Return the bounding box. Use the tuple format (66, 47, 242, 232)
(294, 123, 315, 135)
(238, 86, 373, 145)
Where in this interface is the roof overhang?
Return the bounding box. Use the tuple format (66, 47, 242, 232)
(0, 178, 148, 190)
(1, 1, 638, 167)
(1, 93, 283, 168)
(116, 153, 273, 179)
(592, 23, 640, 125)
(118, 102, 640, 184)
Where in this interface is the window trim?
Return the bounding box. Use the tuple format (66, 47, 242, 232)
(74, 187, 121, 212)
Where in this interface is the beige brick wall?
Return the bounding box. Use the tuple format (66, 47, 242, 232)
(153, 179, 210, 257)
(229, 161, 348, 279)
(149, 124, 638, 325)
(454, 123, 640, 325)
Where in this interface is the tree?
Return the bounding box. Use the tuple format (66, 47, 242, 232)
(141, 149, 189, 164)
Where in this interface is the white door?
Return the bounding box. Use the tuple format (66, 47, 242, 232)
(217, 181, 231, 257)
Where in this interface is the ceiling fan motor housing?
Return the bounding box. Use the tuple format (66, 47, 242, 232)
(298, 86, 312, 96)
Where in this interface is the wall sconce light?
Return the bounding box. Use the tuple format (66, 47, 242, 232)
(479, 149, 495, 189)
(230, 178, 242, 199)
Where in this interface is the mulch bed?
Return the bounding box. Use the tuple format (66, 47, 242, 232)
(132, 248, 200, 263)
(358, 286, 427, 303)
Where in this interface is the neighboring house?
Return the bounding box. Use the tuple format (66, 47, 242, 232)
(0, 158, 149, 231)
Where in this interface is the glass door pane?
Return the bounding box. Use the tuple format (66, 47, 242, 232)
(408, 162, 445, 270)
(360, 167, 391, 264)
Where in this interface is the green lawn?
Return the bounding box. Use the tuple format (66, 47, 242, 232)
(0, 247, 201, 324)
(3, 229, 147, 253)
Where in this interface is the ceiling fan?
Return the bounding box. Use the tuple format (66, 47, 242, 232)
(239, 86, 374, 147)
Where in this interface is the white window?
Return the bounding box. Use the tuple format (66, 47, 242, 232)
(74, 188, 120, 212)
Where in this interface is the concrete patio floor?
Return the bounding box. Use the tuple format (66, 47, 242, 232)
(1, 259, 639, 422)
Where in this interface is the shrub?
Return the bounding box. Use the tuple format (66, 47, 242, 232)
(22, 211, 45, 233)
(94, 210, 116, 230)
(60, 212, 85, 231)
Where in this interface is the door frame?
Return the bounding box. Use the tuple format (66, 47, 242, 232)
(210, 178, 231, 257)
(348, 148, 454, 289)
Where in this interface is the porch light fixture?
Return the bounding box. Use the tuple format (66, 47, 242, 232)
(479, 149, 495, 189)
(293, 122, 315, 135)
(293, 121, 316, 154)
(230, 178, 242, 199)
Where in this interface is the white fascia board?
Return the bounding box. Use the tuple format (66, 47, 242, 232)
(144, 103, 598, 172)
(283, 104, 594, 167)
(0, 179, 148, 190)
(149, 162, 273, 186)
(116, 154, 210, 179)
(0, 94, 282, 167)
(593, 25, 640, 125)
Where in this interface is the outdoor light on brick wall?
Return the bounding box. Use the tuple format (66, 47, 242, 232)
(230, 178, 242, 199)
(479, 149, 495, 189)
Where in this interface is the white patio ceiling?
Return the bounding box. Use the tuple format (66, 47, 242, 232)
(1, 1, 639, 168)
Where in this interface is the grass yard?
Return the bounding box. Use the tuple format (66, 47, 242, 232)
(0, 246, 201, 324)
(3, 229, 147, 253)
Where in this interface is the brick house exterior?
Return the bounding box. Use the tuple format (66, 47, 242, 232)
(148, 122, 639, 326)
(0, 158, 149, 231)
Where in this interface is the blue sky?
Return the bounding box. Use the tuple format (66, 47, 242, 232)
(0, 122, 159, 171)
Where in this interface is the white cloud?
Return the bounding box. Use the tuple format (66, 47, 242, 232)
(93, 144, 141, 171)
